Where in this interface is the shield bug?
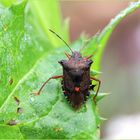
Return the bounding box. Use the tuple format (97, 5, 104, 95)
(34, 29, 101, 109)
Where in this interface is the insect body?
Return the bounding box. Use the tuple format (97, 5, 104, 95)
(60, 52, 95, 108)
(34, 29, 101, 109)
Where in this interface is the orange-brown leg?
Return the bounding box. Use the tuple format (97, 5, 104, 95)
(34, 75, 63, 95)
(65, 52, 71, 59)
(90, 77, 101, 103)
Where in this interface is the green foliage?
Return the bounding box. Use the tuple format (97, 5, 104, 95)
(28, 0, 69, 47)
(0, 0, 140, 139)
(0, 0, 17, 7)
(82, 1, 140, 70)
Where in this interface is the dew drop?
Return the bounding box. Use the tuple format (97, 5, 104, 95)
(30, 97, 35, 102)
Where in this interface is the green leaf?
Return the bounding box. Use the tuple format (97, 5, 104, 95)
(0, 125, 24, 139)
(94, 93, 110, 102)
(82, 1, 140, 71)
(0, 0, 140, 139)
(90, 70, 102, 77)
(0, 1, 50, 108)
(0, 0, 17, 7)
(0, 2, 99, 139)
(28, 0, 69, 47)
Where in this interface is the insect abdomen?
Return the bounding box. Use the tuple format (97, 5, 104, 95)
(62, 70, 91, 108)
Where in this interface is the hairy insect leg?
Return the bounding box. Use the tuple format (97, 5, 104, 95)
(33, 75, 63, 95)
(90, 77, 101, 103)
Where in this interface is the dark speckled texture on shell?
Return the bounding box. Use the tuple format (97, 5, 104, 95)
(59, 51, 94, 108)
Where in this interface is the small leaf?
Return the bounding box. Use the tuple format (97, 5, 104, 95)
(99, 116, 107, 121)
(90, 92, 110, 102)
(82, 1, 140, 71)
(94, 1, 140, 70)
(96, 93, 111, 102)
(90, 70, 102, 77)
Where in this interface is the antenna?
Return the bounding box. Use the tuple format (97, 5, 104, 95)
(49, 29, 73, 53)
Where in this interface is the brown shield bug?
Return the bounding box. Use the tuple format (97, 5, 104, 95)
(34, 29, 101, 109)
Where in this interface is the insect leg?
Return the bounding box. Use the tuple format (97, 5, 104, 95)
(33, 75, 63, 95)
(90, 77, 101, 102)
(65, 52, 71, 59)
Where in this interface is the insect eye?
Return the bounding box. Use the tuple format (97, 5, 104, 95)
(59, 60, 70, 70)
(58, 60, 65, 65)
(87, 60, 93, 65)
(83, 60, 93, 70)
